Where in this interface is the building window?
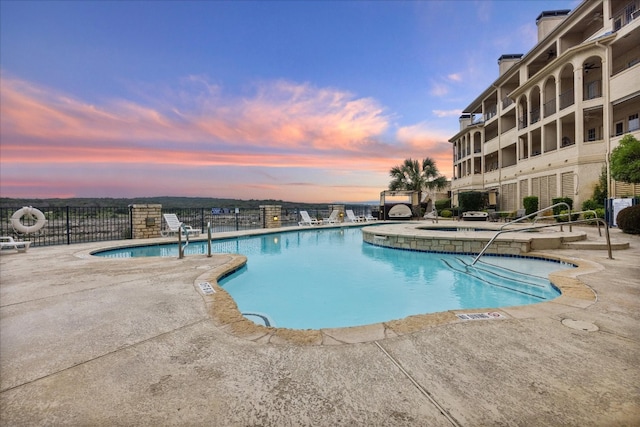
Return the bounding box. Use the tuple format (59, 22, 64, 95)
(629, 114, 639, 132)
(587, 128, 596, 141)
(615, 121, 624, 136)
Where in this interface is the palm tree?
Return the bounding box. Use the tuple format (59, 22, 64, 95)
(389, 158, 447, 215)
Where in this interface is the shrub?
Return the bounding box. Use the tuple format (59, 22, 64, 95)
(441, 209, 453, 218)
(583, 209, 606, 223)
(556, 210, 579, 222)
(435, 198, 451, 211)
(581, 199, 601, 211)
(616, 205, 640, 234)
(523, 196, 538, 216)
(458, 191, 484, 212)
(552, 197, 574, 222)
(552, 197, 573, 215)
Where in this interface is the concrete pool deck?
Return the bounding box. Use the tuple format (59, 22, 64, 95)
(1, 224, 639, 425)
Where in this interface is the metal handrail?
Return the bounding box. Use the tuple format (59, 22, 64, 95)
(177, 223, 190, 259)
(533, 210, 601, 236)
(500, 202, 572, 231)
(471, 218, 612, 265)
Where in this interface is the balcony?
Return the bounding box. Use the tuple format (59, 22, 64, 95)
(559, 88, 575, 110)
(484, 105, 497, 122)
(610, 65, 640, 102)
(613, 0, 640, 31)
(530, 108, 540, 125)
(502, 96, 514, 109)
(584, 80, 602, 101)
(543, 99, 556, 117)
(518, 116, 528, 130)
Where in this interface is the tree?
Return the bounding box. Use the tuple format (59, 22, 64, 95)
(389, 158, 448, 214)
(610, 134, 640, 184)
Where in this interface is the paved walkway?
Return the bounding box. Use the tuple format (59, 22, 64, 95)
(1, 226, 639, 426)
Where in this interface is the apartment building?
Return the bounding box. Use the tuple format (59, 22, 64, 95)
(449, 0, 640, 212)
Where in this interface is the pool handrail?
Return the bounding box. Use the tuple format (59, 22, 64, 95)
(533, 210, 601, 237)
(177, 223, 190, 259)
(500, 202, 572, 231)
(471, 217, 612, 265)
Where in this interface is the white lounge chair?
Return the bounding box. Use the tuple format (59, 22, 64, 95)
(364, 213, 377, 221)
(0, 236, 31, 253)
(345, 210, 363, 223)
(298, 211, 320, 226)
(322, 210, 340, 224)
(161, 214, 202, 237)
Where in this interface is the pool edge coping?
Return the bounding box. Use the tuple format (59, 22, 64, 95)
(78, 223, 602, 347)
(198, 250, 600, 347)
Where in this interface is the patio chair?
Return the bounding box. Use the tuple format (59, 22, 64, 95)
(161, 213, 202, 237)
(0, 236, 31, 253)
(322, 210, 340, 224)
(298, 211, 320, 226)
(345, 210, 363, 223)
(364, 213, 377, 221)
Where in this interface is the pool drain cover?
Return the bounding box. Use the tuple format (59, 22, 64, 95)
(561, 319, 598, 332)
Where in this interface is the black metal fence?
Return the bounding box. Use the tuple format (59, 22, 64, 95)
(162, 205, 374, 232)
(1, 204, 376, 247)
(1, 206, 131, 247)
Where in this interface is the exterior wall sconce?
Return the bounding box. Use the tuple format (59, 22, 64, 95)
(273, 216, 279, 221)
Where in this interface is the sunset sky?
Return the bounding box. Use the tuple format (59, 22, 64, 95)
(1, 0, 575, 203)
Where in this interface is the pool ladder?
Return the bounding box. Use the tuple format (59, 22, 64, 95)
(472, 203, 612, 266)
(177, 222, 217, 259)
(177, 224, 190, 259)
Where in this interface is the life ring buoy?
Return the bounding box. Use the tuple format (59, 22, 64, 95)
(10, 206, 47, 234)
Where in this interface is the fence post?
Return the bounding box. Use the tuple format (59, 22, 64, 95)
(66, 206, 71, 245)
(129, 204, 162, 239)
(260, 205, 281, 229)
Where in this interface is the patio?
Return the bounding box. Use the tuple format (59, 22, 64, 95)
(1, 226, 639, 425)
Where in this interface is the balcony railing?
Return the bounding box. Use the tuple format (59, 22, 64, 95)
(484, 105, 497, 122)
(584, 80, 602, 100)
(518, 115, 528, 129)
(502, 96, 514, 109)
(559, 88, 575, 110)
(613, 0, 639, 30)
(543, 99, 556, 117)
(530, 108, 540, 124)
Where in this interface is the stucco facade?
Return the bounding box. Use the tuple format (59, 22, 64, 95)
(449, 0, 640, 211)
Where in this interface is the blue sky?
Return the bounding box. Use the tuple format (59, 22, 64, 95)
(1, 0, 576, 202)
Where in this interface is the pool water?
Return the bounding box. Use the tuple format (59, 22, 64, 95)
(96, 227, 569, 329)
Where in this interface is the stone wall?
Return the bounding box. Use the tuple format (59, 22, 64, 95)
(130, 204, 162, 239)
(362, 230, 530, 255)
(260, 205, 282, 229)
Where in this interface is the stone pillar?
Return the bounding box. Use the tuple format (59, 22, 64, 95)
(129, 204, 162, 239)
(328, 204, 345, 222)
(260, 205, 282, 229)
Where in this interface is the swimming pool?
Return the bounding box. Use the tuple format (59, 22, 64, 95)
(96, 227, 570, 329)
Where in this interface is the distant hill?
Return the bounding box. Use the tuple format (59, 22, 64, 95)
(0, 196, 374, 209)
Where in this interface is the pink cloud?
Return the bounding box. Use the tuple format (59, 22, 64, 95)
(1, 73, 452, 201)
